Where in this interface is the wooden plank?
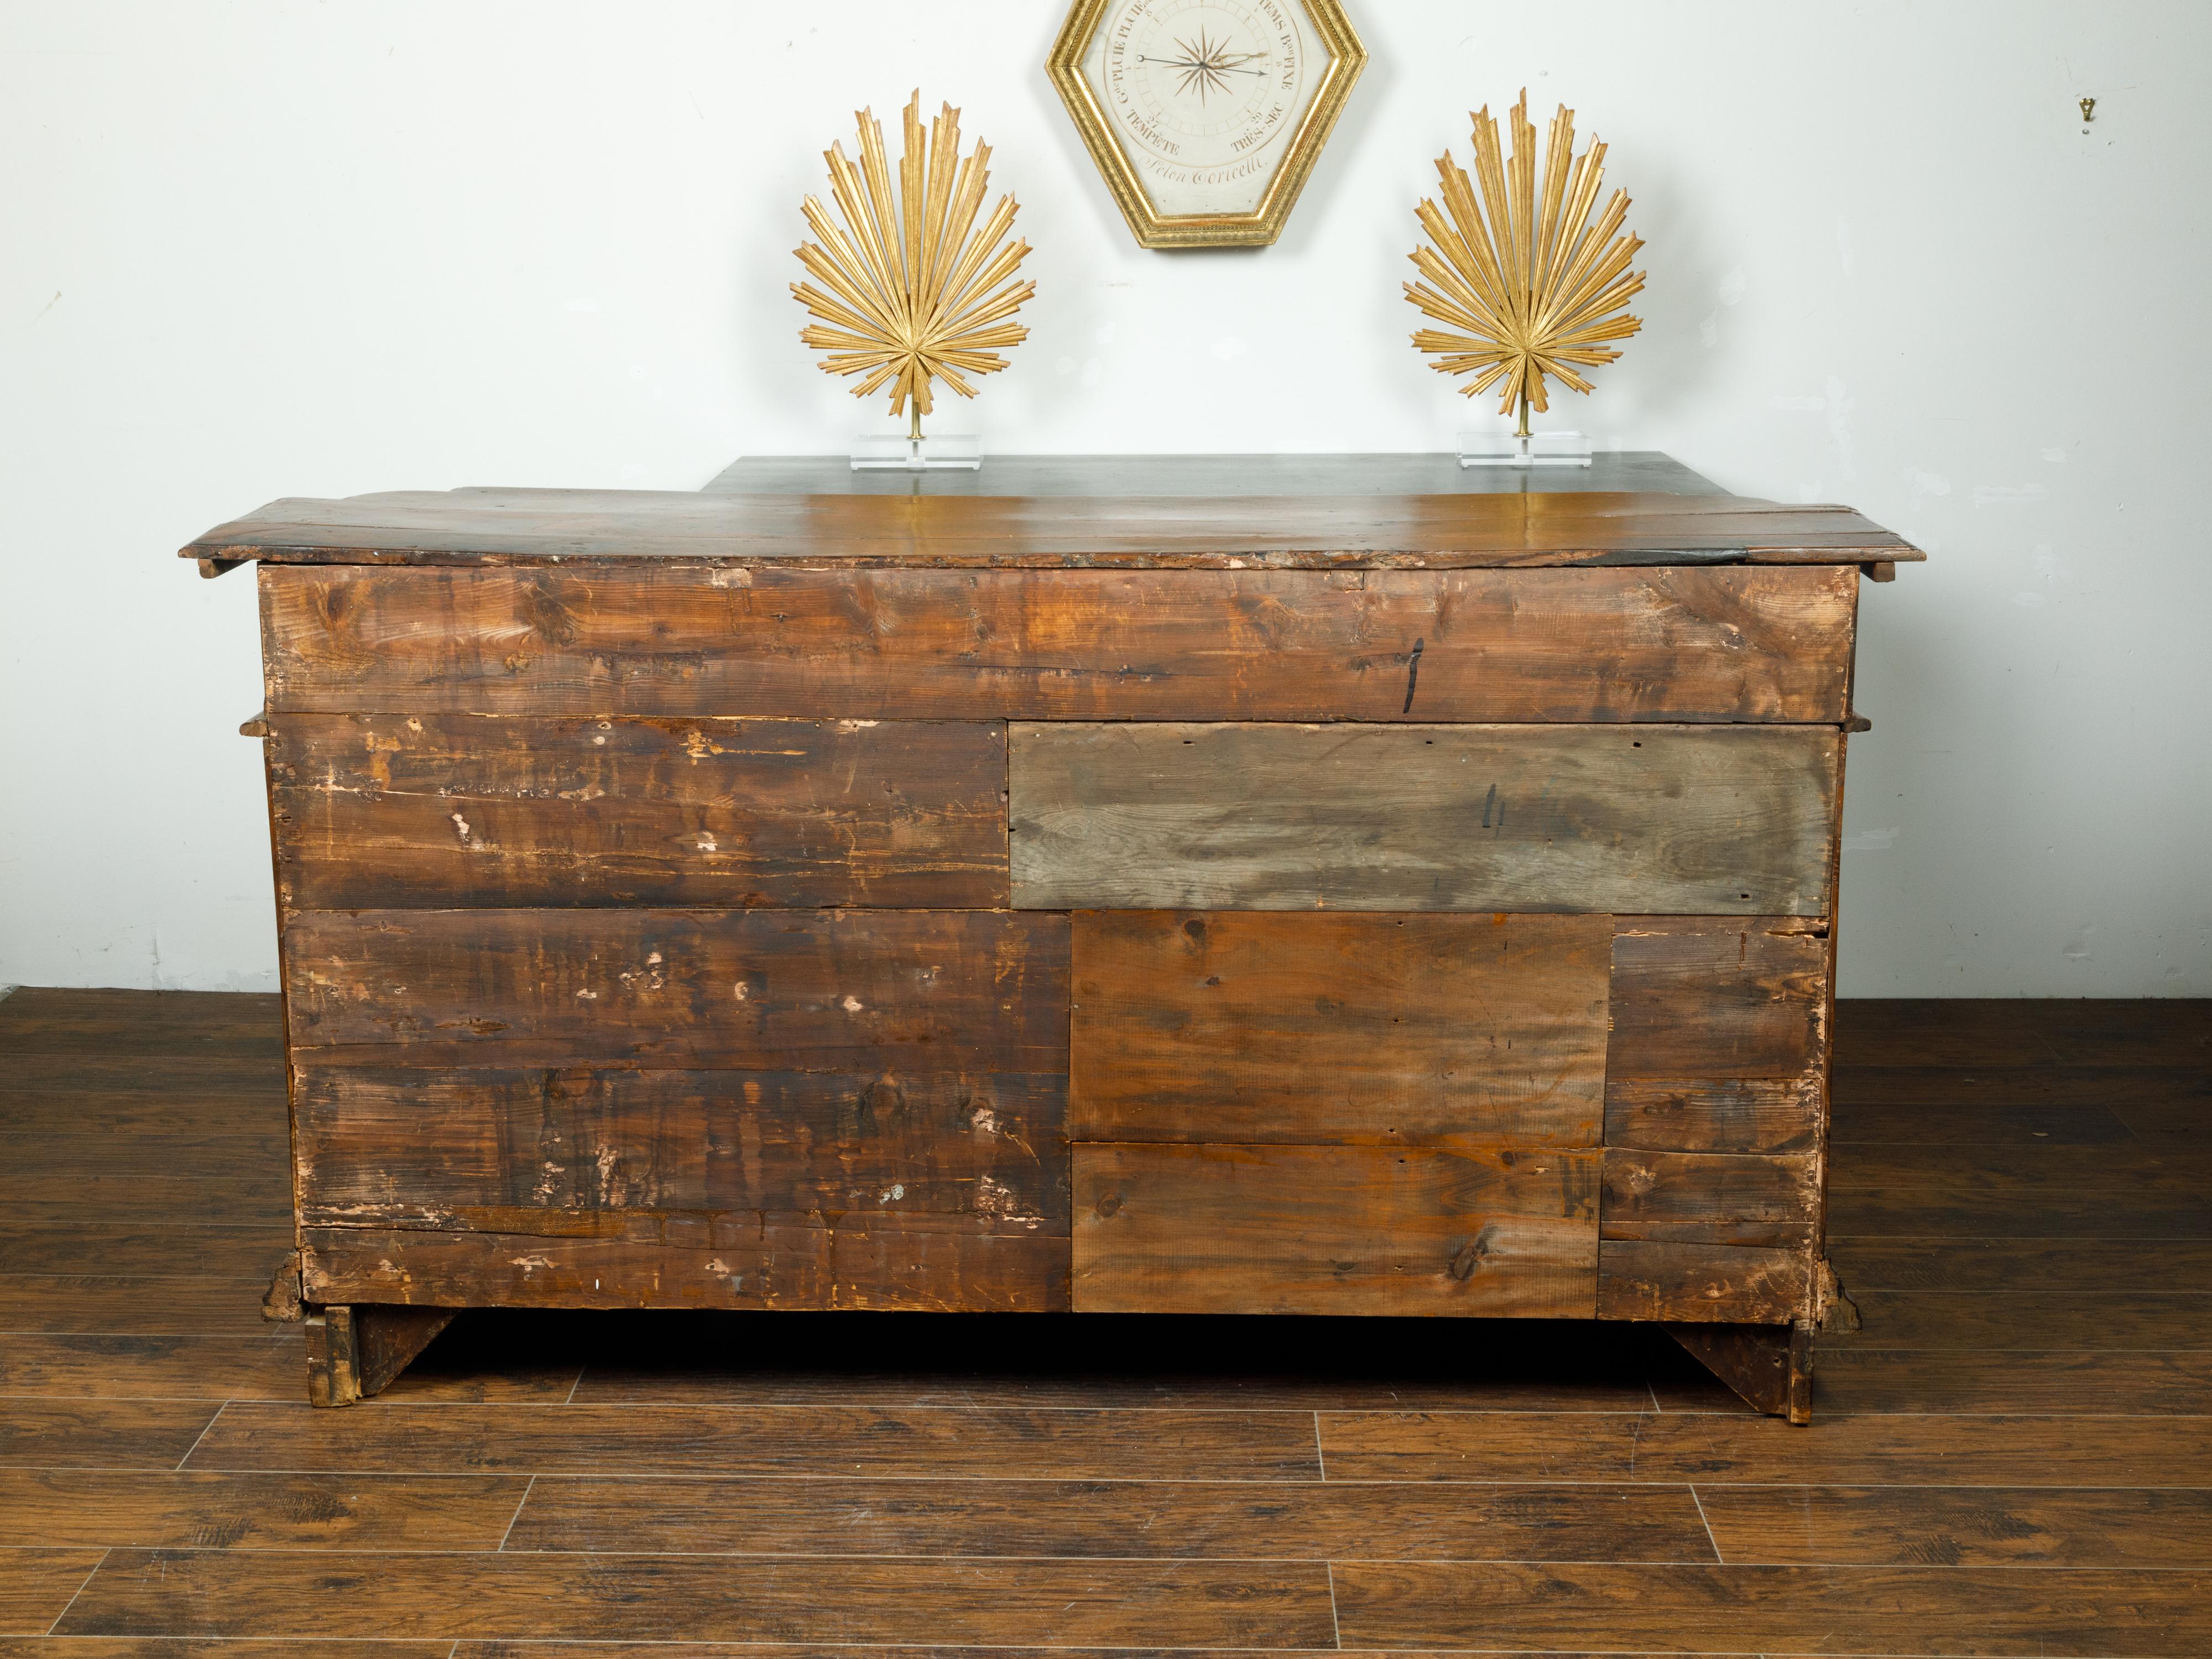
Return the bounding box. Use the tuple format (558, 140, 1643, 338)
(1604, 1077, 1821, 1156)
(257, 562, 1860, 722)
(57, 1548, 1338, 1646)
(1834, 1062, 2212, 1110)
(297, 1218, 818, 1310)
(301, 1217, 1068, 1314)
(0, 1052, 286, 1098)
(269, 714, 1008, 910)
(1072, 1144, 1599, 1317)
(2027, 999, 2212, 1067)
(1600, 1149, 1821, 1249)
(1829, 1290, 2212, 1350)
(8, 1127, 286, 1181)
(2111, 1097, 2211, 1141)
(0, 1276, 274, 1336)
(1011, 724, 1838, 914)
(0, 1335, 304, 1401)
(197, 485, 1923, 568)
(1331, 1561, 2212, 1655)
(0, 1224, 290, 1280)
(1316, 1409, 2212, 1485)
(3, 1198, 293, 1229)
(294, 1065, 1066, 1228)
(1830, 1097, 2140, 1145)
(1829, 1235, 2212, 1292)
(0, 1642, 451, 1658)
(1697, 1484, 2212, 1568)
(0, 1400, 221, 1470)
(4, 1170, 289, 1220)
(826, 1210, 1070, 1313)
(1604, 917, 1828, 1153)
(1596, 1240, 1811, 1323)
(1827, 1147, 2212, 1237)
(1807, 1349, 2212, 1416)
(0, 1551, 106, 1639)
(185, 1400, 1326, 1480)
(1070, 910, 1609, 1146)
(283, 909, 1070, 1072)
(0, 987, 283, 1060)
(0, 1468, 526, 1550)
(506, 1472, 1716, 1560)
(1833, 1020, 2062, 1069)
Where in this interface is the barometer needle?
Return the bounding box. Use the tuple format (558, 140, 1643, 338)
(1140, 55, 1265, 74)
(1136, 28, 1270, 100)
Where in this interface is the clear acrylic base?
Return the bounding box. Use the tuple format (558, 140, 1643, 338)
(1458, 429, 1595, 468)
(851, 433, 982, 471)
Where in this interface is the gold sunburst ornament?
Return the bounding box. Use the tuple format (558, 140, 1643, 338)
(1406, 91, 1645, 439)
(791, 91, 1036, 444)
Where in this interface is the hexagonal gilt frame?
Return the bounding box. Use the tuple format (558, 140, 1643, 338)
(1047, 0, 1368, 249)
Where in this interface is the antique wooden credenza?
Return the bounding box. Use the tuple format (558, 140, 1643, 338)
(187, 454, 1918, 1418)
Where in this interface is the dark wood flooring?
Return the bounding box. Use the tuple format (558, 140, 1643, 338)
(0, 985, 2206, 1656)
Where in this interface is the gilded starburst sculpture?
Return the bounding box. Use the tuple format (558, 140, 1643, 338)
(1406, 91, 1645, 435)
(791, 91, 1036, 439)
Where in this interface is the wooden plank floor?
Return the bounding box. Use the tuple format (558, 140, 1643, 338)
(0, 985, 2205, 1657)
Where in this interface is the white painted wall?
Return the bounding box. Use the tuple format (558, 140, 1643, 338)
(4, 0, 2206, 995)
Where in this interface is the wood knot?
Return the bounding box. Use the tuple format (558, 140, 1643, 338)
(1447, 1226, 1499, 1282)
(1093, 1193, 1124, 1220)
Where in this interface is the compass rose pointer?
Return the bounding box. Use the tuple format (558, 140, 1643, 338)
(1138, 27, 1266, 102)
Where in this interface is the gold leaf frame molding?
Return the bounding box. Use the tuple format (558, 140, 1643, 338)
(1047, 0, 1368, 249)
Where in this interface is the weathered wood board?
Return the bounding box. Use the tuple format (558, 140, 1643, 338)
(268, 714, 1008, 910)
(1593, 916, 1832, 1327)
(300, 1213, 1067, 1312)
(1599, 1149, 1822, 1250)
(1604, 918, 1829, 1154)
(1010, 724, 1838, 914)
(1595, 1239, 1813, 1322)
(1072, 1144, 1600, 1317)
(257, 564, 1858, 723)
(294, 1066, 1071, 1239)
(293, 1065, 1067, 1228)
(1070, 910, 1609, 1147)
(282, 909, 1070, 1072)
(198, 487, 1923, 569)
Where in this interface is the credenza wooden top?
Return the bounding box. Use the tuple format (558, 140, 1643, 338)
(184, 455, 1921, 573)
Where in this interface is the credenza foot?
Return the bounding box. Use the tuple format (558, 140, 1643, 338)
(1666, 1319, 1814, 1424)
(304, 1305, 457, 1407)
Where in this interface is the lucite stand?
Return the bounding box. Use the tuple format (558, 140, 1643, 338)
(1458, 389, 1595, 468)
(1458, 429, 1595, 468)
(851, 432, 982, 472)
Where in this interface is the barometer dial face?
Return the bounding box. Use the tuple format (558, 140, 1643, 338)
(1051, 0, 1364, 245)
(1082, 0, 1321, 218)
